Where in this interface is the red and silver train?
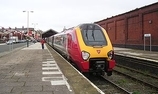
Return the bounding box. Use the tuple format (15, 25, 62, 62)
(47, 23, 116, 76)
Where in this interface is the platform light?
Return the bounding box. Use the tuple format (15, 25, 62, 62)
(23, 11, 34, 33)
(149, 20, 152, 24)
(23, 10, 34, 47)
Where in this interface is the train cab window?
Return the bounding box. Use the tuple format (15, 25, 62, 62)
(80, 24, 107, 46)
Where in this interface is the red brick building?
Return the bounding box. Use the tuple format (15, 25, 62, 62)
(95, 2, 158, 51)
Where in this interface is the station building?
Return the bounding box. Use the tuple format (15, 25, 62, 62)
(95, 2, 158, 51)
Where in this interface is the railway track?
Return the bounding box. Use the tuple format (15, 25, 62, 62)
(87, 55, 158, 93)
(97, 68, 158, 93)
(116, 64, 158, 89)
(88, 64, 158, 94)
(115, 55, 158, 75)
(100, 75, 132, 94)
(87, 74, 132, 94)
(114, 65, 158, 92)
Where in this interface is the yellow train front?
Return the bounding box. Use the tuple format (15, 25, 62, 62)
(67, 23, 116, 76)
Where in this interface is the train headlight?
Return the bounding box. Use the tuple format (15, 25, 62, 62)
(107, 50, 114, 60)
(81, 51, 90, 60)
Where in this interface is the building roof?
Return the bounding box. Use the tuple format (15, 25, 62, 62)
(42, 29, 58, 38)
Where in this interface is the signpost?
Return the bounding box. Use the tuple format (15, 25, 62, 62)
(144, 33, 151, 51)
(9, 33, 13, 52)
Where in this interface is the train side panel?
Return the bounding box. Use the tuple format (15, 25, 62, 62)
(53, 33, 67, 56)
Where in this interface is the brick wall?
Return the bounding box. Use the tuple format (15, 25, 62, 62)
(96, 2, 158, 51)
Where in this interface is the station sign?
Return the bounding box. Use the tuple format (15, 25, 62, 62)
(144, 33, 151, 51)
(144, 33, 151, 37)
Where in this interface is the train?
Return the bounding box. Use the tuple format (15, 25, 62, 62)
(47, 23, 116, 76)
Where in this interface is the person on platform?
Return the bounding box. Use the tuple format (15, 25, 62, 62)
(40, 38, 45, 49)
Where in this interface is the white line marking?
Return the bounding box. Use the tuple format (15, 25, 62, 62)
(62, 75, 72, 92)
(42, 61, 56, 64)
(47, 59, 54, 60)
(42, 67, 58, 70)
(42, 48, 73, 92)
(43, 71, 62, 75)
(51, 80, 66, 85)
(42, 77, 63, 81)
(42, 64, 57, 67)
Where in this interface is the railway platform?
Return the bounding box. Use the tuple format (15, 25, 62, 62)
(0, 42, 103, 94)
(114, 47, 158, 62)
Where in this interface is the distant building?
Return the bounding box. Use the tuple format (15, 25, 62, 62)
(0, 27, 41, 42)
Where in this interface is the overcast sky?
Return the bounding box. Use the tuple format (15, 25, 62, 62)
(0, 0, 157, 32)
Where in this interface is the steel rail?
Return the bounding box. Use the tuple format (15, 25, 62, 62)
(101, 75, 132, 94)
(113, 69, 158, 91)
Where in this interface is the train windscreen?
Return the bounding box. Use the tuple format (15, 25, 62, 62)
(80, 24, 107, 46)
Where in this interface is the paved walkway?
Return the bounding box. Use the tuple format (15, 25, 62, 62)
(0, 43, 74, 94)
(0, 43, 5, 45)
(114, 47, 158, 62)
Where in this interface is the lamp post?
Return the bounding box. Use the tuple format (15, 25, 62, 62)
(0, 26, 3, 40)
(32, 23, 38, 38)
(23, 10, 33, 47)
(32, 23, 38, 30)
(23, 11, 33, 34)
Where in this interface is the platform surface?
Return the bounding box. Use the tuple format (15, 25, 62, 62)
(114, 47, 158, 62)
(0, 43, 103, 94)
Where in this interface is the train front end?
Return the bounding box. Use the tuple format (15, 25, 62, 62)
(76, 23, 116, 76)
